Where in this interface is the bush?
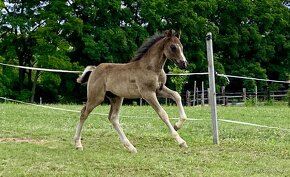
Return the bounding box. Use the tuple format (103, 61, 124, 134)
(245, 97, 256, 107)
(168, 65, 189, 93)
(264, 99, 274, 106)
(132, 101, 138, 106)
(15, 89, 32, 102)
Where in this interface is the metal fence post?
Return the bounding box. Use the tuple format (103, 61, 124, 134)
(206, 32, 219, 145)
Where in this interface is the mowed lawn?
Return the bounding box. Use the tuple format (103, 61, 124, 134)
(0, 103, 290, 177)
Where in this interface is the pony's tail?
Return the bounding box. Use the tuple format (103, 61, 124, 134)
(76, 66, 96, 84)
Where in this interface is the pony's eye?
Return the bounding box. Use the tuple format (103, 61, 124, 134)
(170, 44, 177, 52)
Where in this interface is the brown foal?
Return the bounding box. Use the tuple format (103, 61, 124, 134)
(74, 29, 188, 153)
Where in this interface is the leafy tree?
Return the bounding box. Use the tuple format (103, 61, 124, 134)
(168, 64, 189, 93)
(212, 0, 289, 91)
(0, 0, 289, 103)
(0, 0, 83, 102)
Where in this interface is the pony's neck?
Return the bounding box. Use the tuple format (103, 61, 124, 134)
(140, 38, 167, 72)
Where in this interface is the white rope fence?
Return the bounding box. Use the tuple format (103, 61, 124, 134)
(217, 73, 290, 84)
(0, 96, 201, 120)
(0, 62, 82, 74)
(219, 119, 290, 131)
(1, 96, 290, 132)
(0, 62, 208, 76)
(166, 72, 208, 76)
(1, 62, 290, 136)
(1, 62, 289, 83)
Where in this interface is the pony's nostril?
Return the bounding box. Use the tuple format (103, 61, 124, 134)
(184, 61, 188, 68)
(177, 60, 187, 69)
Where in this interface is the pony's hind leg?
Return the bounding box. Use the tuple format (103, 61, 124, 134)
(108, 96, 137, 153)
(74, 94, 105, 150)
(74, 105, 89, 150)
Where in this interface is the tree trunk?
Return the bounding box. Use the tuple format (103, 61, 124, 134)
(18, 56, 25, 91)
(30, 70, 41, 103)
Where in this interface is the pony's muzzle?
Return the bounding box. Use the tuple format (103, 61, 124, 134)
(177, 60, 188, 69)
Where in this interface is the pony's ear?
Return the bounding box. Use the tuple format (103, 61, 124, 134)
(165, 29, 173, 37)
(176, 30, 181, 39)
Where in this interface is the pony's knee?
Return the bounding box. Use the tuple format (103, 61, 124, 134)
(158, 110, 169, 121)
(80, 106, 90, 120)
(81, 106, 86, 114)
(173, 91, 182, 102)
(109, 115, 119, 126)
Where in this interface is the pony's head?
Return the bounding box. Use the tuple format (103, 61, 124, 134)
(163, 29, 188, 69)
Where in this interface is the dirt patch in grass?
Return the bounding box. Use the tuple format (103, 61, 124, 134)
(0, 138, 47, 144)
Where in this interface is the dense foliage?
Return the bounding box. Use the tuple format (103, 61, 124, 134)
(0, 0, 289, 103)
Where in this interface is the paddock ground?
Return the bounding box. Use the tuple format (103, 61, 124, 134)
(0, 103, 290, 176)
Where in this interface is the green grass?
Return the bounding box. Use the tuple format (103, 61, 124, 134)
(0, 103, 290, 176)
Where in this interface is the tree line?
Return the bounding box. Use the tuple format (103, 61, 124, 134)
(0, 0, 289, 103)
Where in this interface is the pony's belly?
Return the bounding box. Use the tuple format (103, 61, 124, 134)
(107, 83, 142, 99)
(109, 89, 142, 99)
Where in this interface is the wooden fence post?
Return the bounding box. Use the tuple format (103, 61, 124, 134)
(222, 86, 225, 105)
(186, 90, 191, 106)
(255, 86, 258, 105)
(267, 86, 270, 101)
(243, 88, 247, 102)
(196, 87, 199, 105)
(207, 88, 210, 105)
(193, 81, 197, 106)
(201, 81, 205, 106)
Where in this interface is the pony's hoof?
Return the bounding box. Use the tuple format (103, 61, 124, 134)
(174, 124, 180, 131)
(126, 145, 137, 153)
(179, 141, 188, 148)
(75, 145, 84, 151)
(123, 141, 137, 153)
(129, 147, 137, 153)
(129, 148, 137, 154)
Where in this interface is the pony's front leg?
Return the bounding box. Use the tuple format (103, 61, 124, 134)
(144, 92, 188, 148)
(157, 86, 187, 130)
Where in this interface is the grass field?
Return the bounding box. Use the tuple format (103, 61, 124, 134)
(0, 103, 290, 176)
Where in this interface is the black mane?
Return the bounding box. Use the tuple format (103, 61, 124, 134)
(130, 33, 165, 62)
